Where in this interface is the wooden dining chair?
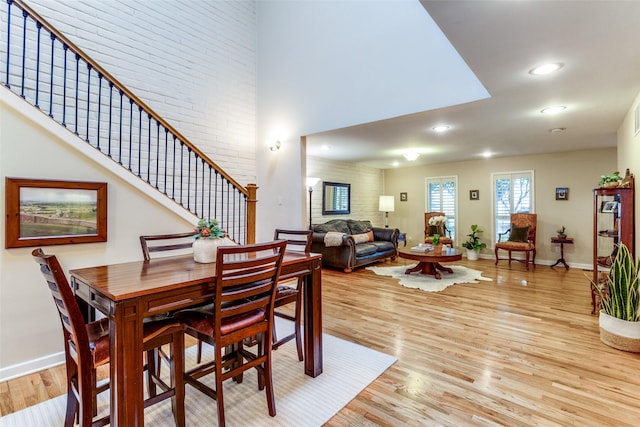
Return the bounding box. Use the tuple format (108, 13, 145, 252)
(139, 231, 195, 260)
(32, 248, 186, 427)
(174, 240, 287, 427)
(272, 228, 313, 361)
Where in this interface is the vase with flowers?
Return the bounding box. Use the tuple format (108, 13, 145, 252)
(192, 218, 225, 263)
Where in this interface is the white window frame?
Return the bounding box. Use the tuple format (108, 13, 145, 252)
(491, 170, 535, 246)
(425, 175, 458, 242)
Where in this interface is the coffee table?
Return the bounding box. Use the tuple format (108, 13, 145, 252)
(398, 246, 462, 279)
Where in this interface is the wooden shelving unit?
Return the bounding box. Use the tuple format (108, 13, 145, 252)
(591, 174, 635, 313)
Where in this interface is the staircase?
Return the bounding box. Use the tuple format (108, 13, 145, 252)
(1, 0, 256, 244)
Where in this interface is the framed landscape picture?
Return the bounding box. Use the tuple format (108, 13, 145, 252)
(5, 178, 107, 248)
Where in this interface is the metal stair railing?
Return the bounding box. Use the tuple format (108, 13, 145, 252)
(1, 0, 256, 244)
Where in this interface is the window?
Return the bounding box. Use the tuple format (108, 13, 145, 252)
(492, 171, 535, 243)
(426, 176, 457, 241)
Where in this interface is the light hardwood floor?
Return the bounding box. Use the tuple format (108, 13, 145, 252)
(2, 257, 640, 426)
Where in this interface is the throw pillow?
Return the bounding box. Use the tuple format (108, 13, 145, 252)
(429, 225, 443, 236)
(508, 225, 530, 242)
(352, 232, 373, 244)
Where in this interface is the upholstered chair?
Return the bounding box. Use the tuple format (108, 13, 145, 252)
(494, 213, 538, 270)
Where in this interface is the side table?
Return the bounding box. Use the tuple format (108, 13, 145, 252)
(550, 237, 573, 270)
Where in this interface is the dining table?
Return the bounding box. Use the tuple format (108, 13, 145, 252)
(69, 250, 323, 426)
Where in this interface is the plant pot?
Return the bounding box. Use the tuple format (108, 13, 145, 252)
(193, 237, 223, 263)
(433, 243, 443, 255)
(602, 181, 620, 188)
(599, 312, 640, 352)
(466, 248, 479, 261)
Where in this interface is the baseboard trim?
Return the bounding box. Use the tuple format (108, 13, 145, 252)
(0, 351, 65, 382)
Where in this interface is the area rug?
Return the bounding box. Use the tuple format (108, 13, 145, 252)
(0, 320, 396, 426)
(367, 264, 492, 292)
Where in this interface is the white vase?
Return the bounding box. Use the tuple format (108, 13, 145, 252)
(193, 238, 223, 263)
(466, 248, 479, 261)
(599, 311, 640, 352)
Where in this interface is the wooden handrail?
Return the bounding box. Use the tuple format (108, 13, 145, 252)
(12, 0, 248, 196)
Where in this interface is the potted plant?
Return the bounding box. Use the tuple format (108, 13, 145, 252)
(192, 218, 225, 263)
(591, 243, 640, 352)
(462, 224, 486, 261)
(557, 226, 567, 239)
(599, 171, 622, 188)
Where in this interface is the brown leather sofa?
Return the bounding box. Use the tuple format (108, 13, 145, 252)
(311, 219, 399, 272)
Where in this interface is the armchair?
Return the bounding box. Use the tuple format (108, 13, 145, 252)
(424, 212, 453, 246)
(494, 213, 537, 270)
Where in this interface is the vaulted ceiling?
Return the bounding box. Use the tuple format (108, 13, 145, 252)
(305, 0, 640, 169)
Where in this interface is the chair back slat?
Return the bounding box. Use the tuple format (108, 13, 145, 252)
(273, 229, 312, 253)
(32, 248, 90, 361)
(214, 240, 286, 343)
(139, 232, 195, 260)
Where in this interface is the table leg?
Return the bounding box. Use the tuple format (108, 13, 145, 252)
(110, 301, 145, 426)
(550, 243, 570, 270)
(405, 262, 441, 279)
(303, 258, 323, 377)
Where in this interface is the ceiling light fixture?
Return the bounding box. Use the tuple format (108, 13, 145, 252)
(403, 152, 419, 161)
(482, 151, 493, 158)
(529, 62, 564, 75)
(432, 125, 450, 132)
(549, 127, 567, 133)
(541, 105, 567, 114)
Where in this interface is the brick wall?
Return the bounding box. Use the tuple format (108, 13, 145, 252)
(26, 0, 257, 185)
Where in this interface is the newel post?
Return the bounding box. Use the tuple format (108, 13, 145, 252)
(246, 183, 258, 244)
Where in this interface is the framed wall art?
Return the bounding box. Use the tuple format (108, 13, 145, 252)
(470, 190, 479, 200)
(5, 178, 108, 248)
(555, 187, 569, 200)
(400, 192, 408, 202)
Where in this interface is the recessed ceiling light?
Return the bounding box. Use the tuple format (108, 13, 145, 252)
(482, 151, 493, 158)
(529, 63, 563, 75)
(392, 161, 399, 167)
(549, 127, 566, 133)
(403, 152, 419, 161)
(541, 105, 567, 114)
(432, 125, 450, 132)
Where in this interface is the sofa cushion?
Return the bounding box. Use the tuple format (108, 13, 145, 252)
(313, 219, 350, 234)
(347, 220, 373, 235)
(354, 243, 378, 257)
(371, 241, 395, 252)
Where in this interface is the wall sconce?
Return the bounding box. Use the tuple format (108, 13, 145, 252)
(268, 140, 281, 151)
(378, 195, 395, 228)
(306, 177, 320, 229)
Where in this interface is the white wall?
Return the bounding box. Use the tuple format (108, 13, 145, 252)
(0, 97, 194, 379)
(617, 89, 640, 252)
(383, 148, 617, 267)
(255, 0, 488, 242)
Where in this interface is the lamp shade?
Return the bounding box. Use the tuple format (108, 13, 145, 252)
(306, 177, 320, 189)
(378, 195, 395, 212)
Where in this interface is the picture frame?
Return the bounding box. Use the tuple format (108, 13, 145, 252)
(601, 201, 618, 213)
(555, 187, 569, 201)
(470, 190, 479, 200)
(400, 192, 408, 202)
(5, 177, 108, 248)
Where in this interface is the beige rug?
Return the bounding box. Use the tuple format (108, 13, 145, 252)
(0, 320, 396, 426)
(367, 264, 492, 292)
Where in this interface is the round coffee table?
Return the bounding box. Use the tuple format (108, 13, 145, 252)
(398, 247, 462, 279)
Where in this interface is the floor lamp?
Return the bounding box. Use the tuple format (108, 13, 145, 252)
(379, 195, 395, 228)
(307, 177, 320, 229)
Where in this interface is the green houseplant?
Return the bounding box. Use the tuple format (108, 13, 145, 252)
(591, 243, 640, 352)
(462, 224, 486, 260)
